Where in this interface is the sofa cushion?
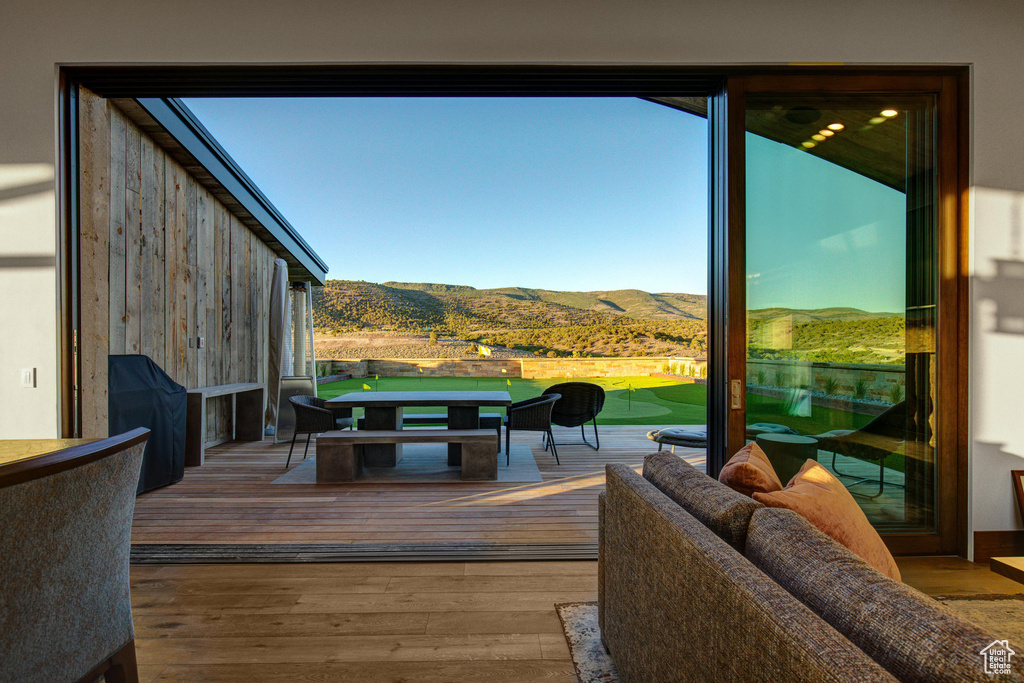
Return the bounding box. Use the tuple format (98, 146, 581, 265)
(719, 441, 784, 496)
(752, 459, 900, 581)
(746, 507, 1004, 683)
(643, 451, 763, 552)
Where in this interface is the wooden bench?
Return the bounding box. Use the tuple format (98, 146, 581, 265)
(357, 412, 502, 449)
(316, 429, 497, 483)
(185, 382, 264, 466)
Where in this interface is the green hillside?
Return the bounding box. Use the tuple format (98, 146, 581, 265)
(312, 280, 622, 335)
(384, 281, 707, 320)
(314, 279, 904, 363)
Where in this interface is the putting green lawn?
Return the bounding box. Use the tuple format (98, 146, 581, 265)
(317, 375, 707, 426)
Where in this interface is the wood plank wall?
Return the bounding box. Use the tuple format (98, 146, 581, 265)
(78, 88, 276, 442)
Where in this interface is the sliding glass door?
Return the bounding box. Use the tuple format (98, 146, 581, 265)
(720, 74, 965, 554)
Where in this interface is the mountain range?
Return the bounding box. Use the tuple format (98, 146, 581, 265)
(311, 280, 904, 362)
(313, 279, 898, 332)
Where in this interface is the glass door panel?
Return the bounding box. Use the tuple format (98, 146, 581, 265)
(744, 95, 937, 532)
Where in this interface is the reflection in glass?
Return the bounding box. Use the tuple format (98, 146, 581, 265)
(744, 96, 937, 532)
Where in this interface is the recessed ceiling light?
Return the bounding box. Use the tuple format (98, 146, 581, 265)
(819, 129, 834, 137)
(801, 141, 817, 148)
(880, 109, 898, 117)
(827, 123, 845, 131)
(869, 116, 886, 125)
(812, 134, 826, 141)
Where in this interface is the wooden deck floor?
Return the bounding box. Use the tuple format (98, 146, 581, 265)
(132, 425, 705, 547)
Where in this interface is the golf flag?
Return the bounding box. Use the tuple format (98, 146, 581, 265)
(362, 383, 371, 391)
(506, 379, 511, 387)
(375, 375, 379, 381)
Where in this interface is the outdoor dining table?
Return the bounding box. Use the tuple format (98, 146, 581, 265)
(324, 390, 512, 467)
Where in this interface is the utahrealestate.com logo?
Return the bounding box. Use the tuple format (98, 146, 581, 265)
(980, 640, 1016, 675)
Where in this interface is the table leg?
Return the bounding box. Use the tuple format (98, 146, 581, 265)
(363, 406, 403, 466)
(447, 406, 479, 465)
(234, 388, 265, 442)
(185, 393, 205, 467)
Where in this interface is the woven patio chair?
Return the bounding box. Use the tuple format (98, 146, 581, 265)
(542, 382, 606, 450)
(287, 395, 354, 468)
(504, 393, 562, 465)
(812, 400, 921, 497)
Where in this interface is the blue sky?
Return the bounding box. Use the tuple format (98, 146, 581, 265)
(745, 133, 906, 313)
(183, 97, 907, 313)
(183, 97, 709, 294)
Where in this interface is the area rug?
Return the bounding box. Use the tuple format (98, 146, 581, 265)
(556, 602, 620, 683)
(934, 594, 1024, 647)
(271, 442, 542, 484)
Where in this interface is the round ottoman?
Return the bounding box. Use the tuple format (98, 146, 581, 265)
(646, 428, 708, 452)
(745, 422, 799, 440)
(754, 433, 818, 485)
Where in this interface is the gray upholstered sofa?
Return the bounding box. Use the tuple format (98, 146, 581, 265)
(598, 452, 1018, 683)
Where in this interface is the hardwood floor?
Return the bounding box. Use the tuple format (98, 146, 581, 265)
(896, 555, 1024, 596)
(130, 556, 1023, 682)
(131, 560, 595, 682)
(132, 425, 705, 547)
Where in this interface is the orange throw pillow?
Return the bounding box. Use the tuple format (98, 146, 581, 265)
(753, 459, 901, 581)
(719, 442, 784, 497)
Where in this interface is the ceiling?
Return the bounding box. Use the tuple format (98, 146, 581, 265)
(649, 95, 934, 193)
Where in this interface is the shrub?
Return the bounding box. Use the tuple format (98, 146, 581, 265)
(547, 350, 558, 358)
(889, 383, 903, 404)
(853, 379, 868, 400)
(823, 375, 841, 396)
(756, 369, 767, 386)
(773, 370, 784, 387)
(700, 365, 707, 379)
(428, 331, 438, 346)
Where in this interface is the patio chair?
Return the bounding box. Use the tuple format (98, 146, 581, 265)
(811, 400, 918, 497)
(542, 382, 605, 450)
(504, 393, 562, 465)
(1, 427, 149, 683)
(287, 395, 354, 468)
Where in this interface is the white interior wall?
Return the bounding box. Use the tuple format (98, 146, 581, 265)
(2, 0, 1023, 549)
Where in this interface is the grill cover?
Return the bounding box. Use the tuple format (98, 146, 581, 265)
(108, 355, 186, 493)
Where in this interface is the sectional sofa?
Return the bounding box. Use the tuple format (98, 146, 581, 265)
(598, 452, 1019, 682)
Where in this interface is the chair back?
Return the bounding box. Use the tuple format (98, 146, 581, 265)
(0, 428, 149, 682)
(543, 382, 606, 428)
(289, 394, 335, 433)
(508, 393, 561, 430)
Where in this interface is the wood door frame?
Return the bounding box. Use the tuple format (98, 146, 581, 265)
(721, 71, 969, 555)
